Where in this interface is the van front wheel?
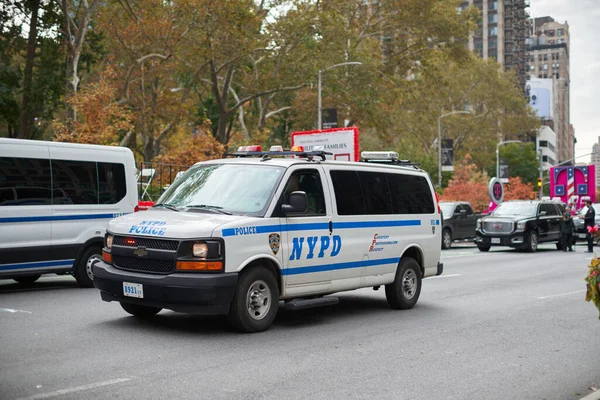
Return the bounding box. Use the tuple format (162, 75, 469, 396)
(228, 266, 279, 333)
(75, 245, 102, 288)
(385, 257, 422, 310)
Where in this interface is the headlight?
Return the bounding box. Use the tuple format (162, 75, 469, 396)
(106, 234, 113, 249)
(476, 219, 482, 229)
(192, 242, 209, 258)
(516, 221, 526, 231)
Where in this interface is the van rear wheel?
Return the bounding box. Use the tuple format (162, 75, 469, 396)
(75, 245, 102, 288)
(385, 257, 422, 310)
(228, 266, 279, 333)
(14, 275, 41, 285)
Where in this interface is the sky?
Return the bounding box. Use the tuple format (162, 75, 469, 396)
(529, 0, 600, 162)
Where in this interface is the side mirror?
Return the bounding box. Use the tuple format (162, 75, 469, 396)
(539, 211, 547, 217)
(282, 191, 308, 215)
(460, 209, 467, 218)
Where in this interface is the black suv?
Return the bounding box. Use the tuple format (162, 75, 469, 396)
(475, 200, 565, 252)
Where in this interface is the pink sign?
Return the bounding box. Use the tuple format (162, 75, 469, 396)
(550, 165, 596, 210)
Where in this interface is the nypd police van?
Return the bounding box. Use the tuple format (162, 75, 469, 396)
(94, 148, 443, 332)
(0, 138, 138, 287)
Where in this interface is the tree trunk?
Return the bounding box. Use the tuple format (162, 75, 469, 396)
(18, 0, 40, 139)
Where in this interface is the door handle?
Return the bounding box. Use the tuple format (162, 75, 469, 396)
(329, 221, 333, 235)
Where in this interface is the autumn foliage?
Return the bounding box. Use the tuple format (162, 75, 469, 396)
(504, 176, 535, 201)
(53, 67, 133, 146)
(152, 124, 225, 167)
(440, 155, 490, 212)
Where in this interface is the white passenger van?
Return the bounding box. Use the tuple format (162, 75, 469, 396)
(94, 148, 443, 332)
(0, 138, 138, 287)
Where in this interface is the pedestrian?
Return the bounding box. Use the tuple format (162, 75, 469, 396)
(561, 207, 574, 252)
(584, 200, 596, 253)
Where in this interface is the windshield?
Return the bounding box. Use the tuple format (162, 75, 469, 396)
(440, 203, 455, 216)
(492, 202, 537, 217)
(577, 204, 600, 216)
(156, 163, 285, 216)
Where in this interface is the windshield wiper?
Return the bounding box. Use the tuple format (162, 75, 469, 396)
(153, 203, 180, 212)
(185, 205, 233, 215)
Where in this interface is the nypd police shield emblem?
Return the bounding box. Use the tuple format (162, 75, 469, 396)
(269, 233, 280, 255)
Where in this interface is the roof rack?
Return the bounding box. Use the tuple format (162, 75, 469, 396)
(359, 151, 420, 169)
(226, 150, 333, 162)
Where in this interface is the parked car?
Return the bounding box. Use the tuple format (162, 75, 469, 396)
(440, 202, 481, 249)
(573, 203, 600, 243)
(475, 200, 564, 252)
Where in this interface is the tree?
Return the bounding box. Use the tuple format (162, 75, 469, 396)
(504, 176, 535, 201)
(60, 0, 101, 122)
(492, 142, 539, 187)
(441, 155, 490, 212)
(18, 0, 41, 139)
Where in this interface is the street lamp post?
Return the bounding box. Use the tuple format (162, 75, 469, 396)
(495, 140, 522, 179)
(318, 62, 362, 130)
(437, 110, 470, 188)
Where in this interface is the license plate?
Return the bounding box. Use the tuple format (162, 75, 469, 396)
(491, 238, 501, 244)
(123, 282, 143, 298)
(579, 234, 587, 239)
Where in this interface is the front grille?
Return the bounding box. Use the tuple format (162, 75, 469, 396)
(483, 221, 514, 234)
(113, 255, 175, 274)
(113, 236, 178, 251)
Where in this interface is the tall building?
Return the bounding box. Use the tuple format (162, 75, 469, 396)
(593, 137, 600, 189)
(462, 0, 531, 89)
(526, 17, 572, 163)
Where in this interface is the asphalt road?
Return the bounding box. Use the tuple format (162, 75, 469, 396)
(2, 243, 600, 400)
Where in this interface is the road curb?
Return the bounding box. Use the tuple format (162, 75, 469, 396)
(580, 390, 600, 400)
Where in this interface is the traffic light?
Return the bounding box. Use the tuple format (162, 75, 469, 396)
(537, 178, 542, 188)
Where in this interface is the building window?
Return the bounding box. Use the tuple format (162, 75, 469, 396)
(488, 27, 498, 36)
(546, 29, 555, 37)
(529, 55, 535, 63)
(539, 140, 548, 148)
(488, 49, 497, 60)
(543, 74, 548, 78)
(543, 64, 548, 70)
(530, 65, 535, 71)
(543, 54, 548, 61)
(488, 14, 498, 23)
(489, 1, 498, 10)
(556, 53, 560, 60)
(548, 40, 555, 45)
(474, 39, 483, 50)
(489, 39, 497, 49)
(538, 54, 543, 61)
(557, 28, 564, 36)
(538, 74, 543, 78)
(556, 73, 560, 79)
(558, 38, 565, 44)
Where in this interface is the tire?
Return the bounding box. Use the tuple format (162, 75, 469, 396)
(477, 245, 491, 252)
(14, 274, 41, 285)
(442, 229, 452, 250)
(74, 245, 102, 288)
(525, 231, 539, 253)
(385, 257, 422, 310)
(228, 266, 279, 333)
(120, 302, 161, 318)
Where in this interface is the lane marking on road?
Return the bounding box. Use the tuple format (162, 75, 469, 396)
(0, 308, 32, 314)
(426, 274, 462, 279)
(537, 290, 586, 300)
(16, 378, 132, 400)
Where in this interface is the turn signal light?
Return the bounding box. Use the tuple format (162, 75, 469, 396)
(290, 145, 304, 152)
(102, 250, 112, 264)
(176, 261, 223, 272)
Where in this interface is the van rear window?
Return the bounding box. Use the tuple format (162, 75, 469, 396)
(330, 170, 434, 215)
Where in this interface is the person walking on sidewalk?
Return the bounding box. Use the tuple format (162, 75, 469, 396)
(584, 200, 596, 253)
(561, 207, 575, 252)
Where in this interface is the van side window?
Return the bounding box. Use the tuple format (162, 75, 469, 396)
(330, 170, 365, 215)
(0, 157, 52, 206)
(357, 171, 393, 214)
(98, 163, 127, 204)
(282, 170, 326, 216)
(52, 160, 99, 205)
(386, 173, 435, 214)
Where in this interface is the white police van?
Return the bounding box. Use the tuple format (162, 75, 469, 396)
(94, 148, 443, 332)
(0, 138, 138, 287)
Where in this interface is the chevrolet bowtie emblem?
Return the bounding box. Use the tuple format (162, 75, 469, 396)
(133, 247, 148, 257)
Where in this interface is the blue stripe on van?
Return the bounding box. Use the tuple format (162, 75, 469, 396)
(0, 214, 117, 223)
(282, 257, 401, 276)
(0, 259, 75, 271)
(222, 219, 422, 237)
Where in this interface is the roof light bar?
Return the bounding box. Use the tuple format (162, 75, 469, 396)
(361, 151, 399, 161)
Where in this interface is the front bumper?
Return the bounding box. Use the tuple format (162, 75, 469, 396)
(93, 261, 238, 315)
(475, 230, 526, 247)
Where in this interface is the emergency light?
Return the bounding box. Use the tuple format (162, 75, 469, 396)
(269, 145, 283, 152)
(361, 151, 399, 161)
(290, 145, 304, 152)
(237, 145, 262, 152)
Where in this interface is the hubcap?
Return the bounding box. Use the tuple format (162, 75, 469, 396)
(402, 270, 417, 300)
(86, 254, 102, 281)
(444, 232, 451, 248)
(531, 233, 538, 250)
(246, 280, 271, 320)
